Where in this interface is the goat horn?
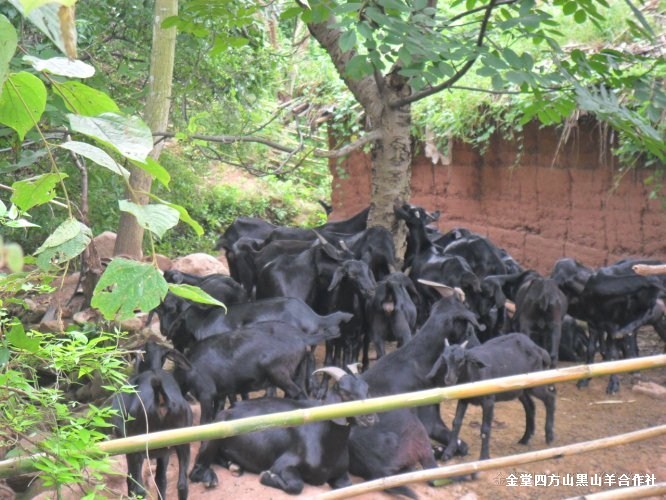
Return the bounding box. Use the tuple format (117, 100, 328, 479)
(313, 367, 347, 381)
(313, 230, 329, 246)
(347, 362, 361, 374)
(339, 240, 350, 252)
(445, 338, 450, 347)
(461, 340, 469, 349)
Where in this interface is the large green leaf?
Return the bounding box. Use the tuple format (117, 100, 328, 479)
(0, 72, 47, 140)
(118, 200, 180, 239)
(92, 259, 168, 321)
(168, 283, 226, 309)
(6, 1, 72, 56)
(148, 194, 204, 236)
(68, 112, 153, 162)
(11, 172, 67, 211)
(53, 81, 119, 116)
(59, 141, 129, 179)
(129, 156, 170, 187)
(18, 0, 77, 15)
(0, 15, 17, 92)
(23, 55, 94, 78)
(34, 218, 92, 270)
(6, 322, 40, 353)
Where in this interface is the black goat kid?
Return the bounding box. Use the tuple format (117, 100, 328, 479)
(112, 342, 193, 500)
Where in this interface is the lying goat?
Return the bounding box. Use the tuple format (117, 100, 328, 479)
(431, 333, 556, 463)
(112, 342, 193, 500)
(189, 366, 377, 494)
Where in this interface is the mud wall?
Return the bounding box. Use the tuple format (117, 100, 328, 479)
(329, 120, 665, 274)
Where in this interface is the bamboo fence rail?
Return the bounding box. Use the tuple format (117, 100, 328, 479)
(312, 425, 666, 499)
(0, 354, 664, 481)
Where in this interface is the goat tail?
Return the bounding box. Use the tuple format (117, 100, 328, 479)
(150, 374, 169, 407)
(304, 329, 342, 346)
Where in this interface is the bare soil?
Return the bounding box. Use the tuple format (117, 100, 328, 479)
(45, 330, 665, 500)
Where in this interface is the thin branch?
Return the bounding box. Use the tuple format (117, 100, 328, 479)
(153, 129, 383, 159)
(391, 0, 500, 108)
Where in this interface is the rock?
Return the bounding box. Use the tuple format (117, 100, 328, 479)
(91, 231, 117, 261)
(119, 316, 145, 334)
(73, 308, 99, 325)
(172, 253, 229, 276)
(38, 319, 65, 333)
(632, 381, 666, 399)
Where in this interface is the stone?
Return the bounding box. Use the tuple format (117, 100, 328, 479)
(172, 253, 229, 276)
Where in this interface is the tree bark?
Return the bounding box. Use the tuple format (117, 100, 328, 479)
(114, 0, 178, 258)
(306, 14, 412, 260)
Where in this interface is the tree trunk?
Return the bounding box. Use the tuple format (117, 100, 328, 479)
(367, 72, 413, 263)
(114, 0, 178, 258)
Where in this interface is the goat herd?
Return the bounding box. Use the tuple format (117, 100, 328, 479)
(111, 203, 666, 499)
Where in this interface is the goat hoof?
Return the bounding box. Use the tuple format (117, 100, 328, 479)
(576, 378, 590, 389)
(546, 432, 555, 444)
(229, 463, 243, 477)
(455, 439, 469, 457)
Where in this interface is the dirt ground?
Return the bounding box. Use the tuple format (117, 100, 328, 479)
(27, 329, 663, 500)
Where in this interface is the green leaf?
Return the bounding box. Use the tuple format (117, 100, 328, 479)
(92, 259, 168, 321)
(344, 54, 373, 79)
(1, 240, 24, 272)
(148, 194, 203, 236)
(0, 72, 47, 140)
(562, 1, 577, 15)
(23, 55, 94, 78)
(7, 1, 71, 56)
(59, 141, 129, 179)
(129, 156, 170, 187)
(34, 218, 92, 270)
(118, 200, 180, 239)
(168, 284, 226, 309)
(11, 172, 67, 211)
(53, 81, 119, 116)
(573, 9, 587, 24)
(68, 112, 153, 162)
(18, 0, 77, 15)
(339, 30, 357, 53)
(6, 322, 40, 352)
(502, 48, 522, 68)
(622, 0, 655, 38)
(0, 15, 18, 92)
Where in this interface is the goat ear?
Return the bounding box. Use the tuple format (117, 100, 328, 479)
(328, 267, 345, 291)
(165, 349, 192, 371)
(426, 355, 444, 381)
(418, 279, 458, 298)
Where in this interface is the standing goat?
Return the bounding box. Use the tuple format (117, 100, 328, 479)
(430, 333, 556, 463)
(111, 342, 193, 500)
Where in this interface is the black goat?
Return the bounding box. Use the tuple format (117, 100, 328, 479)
(174, 321, 339, 424)
(365, 272, 418, 363)
(323, 259, 376, 368)
(111, 342, 193, 500)
(431, 334, 556, 463)
(350, 290, 482, 480)
(189, 366, 377, 494)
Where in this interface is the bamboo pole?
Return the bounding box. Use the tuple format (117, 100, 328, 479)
(565, 481, 666, 500)
(314, 425, 666, 499)
(1, 354, 665, 479)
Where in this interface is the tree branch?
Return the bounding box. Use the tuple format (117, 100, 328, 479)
(153, 129, 382, 159)
(390, 0, 500, 108)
